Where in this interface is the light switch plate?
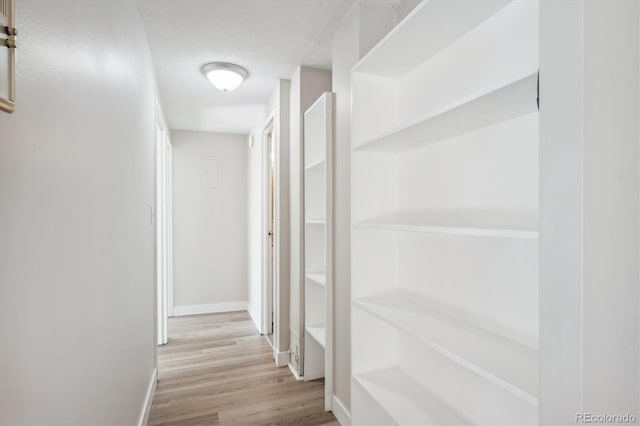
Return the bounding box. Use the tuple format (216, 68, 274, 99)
(201, 156, 220, 189)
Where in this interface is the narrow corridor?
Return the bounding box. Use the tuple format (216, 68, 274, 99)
(149, 312, 338, 425)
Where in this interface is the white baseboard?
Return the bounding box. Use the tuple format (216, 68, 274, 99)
(173, 301, 248, 316)
(138, 368, 157, 426)
(275, 350, 290, 367)
(288, 363, 303, 381)
(332, 395, 351, 426)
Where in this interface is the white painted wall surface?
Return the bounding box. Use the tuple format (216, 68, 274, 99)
(540, 0, 639, 423)
(582, 1, 639, 415)
(247, 121, 265, 330)
(0, 1, 158, 424)
(394, 0, 422, 22)
(331, 2, 405, 414)
(172, 130, 248, 311)
(331, 7, 359, 413)
(289, 68, 304, 368)
(289, 67, 332, 374)
(274, 81, 292, 356)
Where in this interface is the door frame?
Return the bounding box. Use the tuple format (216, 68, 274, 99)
(166, 140, 174, 319)
(155, 102, 172, 346)
(261, 112, 277, 354)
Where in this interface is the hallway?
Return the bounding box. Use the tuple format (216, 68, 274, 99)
(1, 1, 639, 424)
(149, 312, 338, 426)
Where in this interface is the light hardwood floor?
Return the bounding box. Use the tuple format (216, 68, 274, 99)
(148, 311, 339, 426)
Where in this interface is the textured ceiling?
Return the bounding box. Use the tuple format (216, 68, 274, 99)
(138, 0, 358, 134)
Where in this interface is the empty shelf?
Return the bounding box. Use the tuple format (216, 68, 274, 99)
(306, 326, 326, 348)
(305, 159, 325, 171)
(305, 219, 326, 225)
(306, 273, 326, 286)
(354, 368, 467, 425)
(354, 72, 538, 153)
(354, 290, 538, 403)
(353, 211, 538, 240)
(353, 0, 513, 77)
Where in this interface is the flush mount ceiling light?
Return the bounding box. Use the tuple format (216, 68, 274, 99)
(201, 62, 248, 92)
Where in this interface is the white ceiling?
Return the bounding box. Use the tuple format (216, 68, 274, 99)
(138, 0, 361, 134)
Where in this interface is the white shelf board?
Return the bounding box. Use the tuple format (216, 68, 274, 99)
(354, 290, 538, 403)
(354, 368, 467, 425)
(306, 273, 326, 286)
(353, 211, 538, 240)
(305, 159, 325, 171)
(306, 326, 326, 348)
(352, 0, 514, 77)
(354, 72, 538, 153)
(305, 219, 326, 225)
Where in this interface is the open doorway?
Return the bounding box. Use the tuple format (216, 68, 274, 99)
(262, 116, 277, 351)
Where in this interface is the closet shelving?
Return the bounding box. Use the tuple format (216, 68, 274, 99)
(353, 72, 538, 153)
(303, 92, 334, 411)
(353, 368, 468, 426)
(306, 325, 326, 348)
(305, 159, 325, 171)
(351, 0, 539, 425)
(305, 273, 326, 286)
(353, 291, 538, 401)
(353, 211, 538, 239)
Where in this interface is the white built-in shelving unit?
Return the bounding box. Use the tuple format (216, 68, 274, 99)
(303, 92, 334, 411)
(351, 0, 539, 424)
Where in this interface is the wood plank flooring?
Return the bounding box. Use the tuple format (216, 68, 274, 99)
(149, 311, 338, 426)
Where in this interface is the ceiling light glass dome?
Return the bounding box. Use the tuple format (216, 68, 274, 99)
(202, 62, 249, 92)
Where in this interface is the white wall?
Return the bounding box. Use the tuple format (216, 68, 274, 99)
(172, 130, 247, 312)
(331, 7, 359, 415)
(0, 1, 158, 424)
(540, 0, 640, 423)
(289, 67, 332, 374)
(273, 81, 292, 357)
(395, 0, 422, 22)
(247, 121, 265, 330)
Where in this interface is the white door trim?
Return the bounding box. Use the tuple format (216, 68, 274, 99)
(166, 138, 174, 318)
(155, 102, 168, 346)
(261, 112, 277, 344)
